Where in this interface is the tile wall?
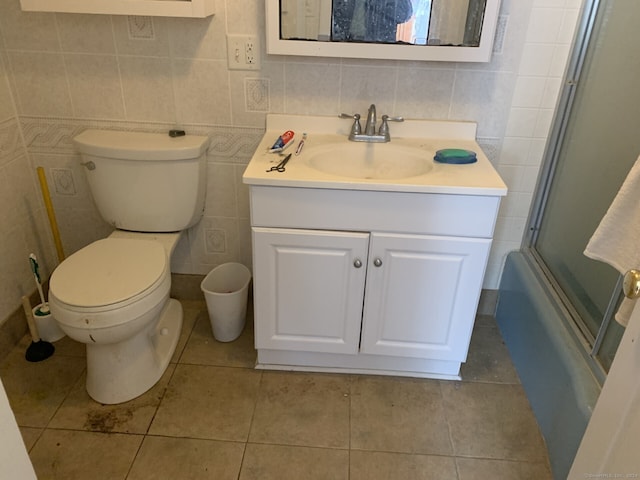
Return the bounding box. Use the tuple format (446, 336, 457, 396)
(0, 47, 43, 323)
(0, 0, 584, 326)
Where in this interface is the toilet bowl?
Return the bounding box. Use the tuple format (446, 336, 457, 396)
(48, 129, 210, 405)
(49, 232, 182, 404)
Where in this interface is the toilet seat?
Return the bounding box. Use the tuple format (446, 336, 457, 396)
(50, 238, 168, 316)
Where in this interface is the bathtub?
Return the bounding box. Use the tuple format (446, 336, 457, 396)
(496, 251, 601, 479)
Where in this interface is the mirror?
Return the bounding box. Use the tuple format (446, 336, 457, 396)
(266, 0, 501, 62)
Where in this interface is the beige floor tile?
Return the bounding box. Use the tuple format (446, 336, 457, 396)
(350, 450, 457, 479)
(474, 314, 498, 328)
(127, 435, 245, 480)
(19, 427, 43, 451)
(149, 364, 261, 441)
(1, 309, 554, 479)
(0, 349, 85, 427)
(350, 375, 452, 455)
(170, 299, 201, 363)
(180, 310, 256, 367)
(239, 443, 349, 480)
(249, 371, 350, 448)
(48, 364, 175, 434)
(442, 381, 548, 462)
(29, 429, 142, 480)
(456, 457, 553, 480)
(460, 326, 520, 384)
(48, 335, 86, 357)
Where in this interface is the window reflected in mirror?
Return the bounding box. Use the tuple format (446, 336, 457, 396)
(279, 0, 487, 47)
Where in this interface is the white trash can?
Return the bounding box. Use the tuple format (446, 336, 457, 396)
(201, 263, 251, 342)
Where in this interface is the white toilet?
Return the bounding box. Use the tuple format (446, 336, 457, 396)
(49, 129, 210, 404)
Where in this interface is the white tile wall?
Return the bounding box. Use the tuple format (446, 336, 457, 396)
(488, 0, 583, 286)
(119, 56, 176, 121)
(0, 52, 53, 322)
(0, 0, 585, 324)
(57, 14, 117, 54)
(173, 59, 231, 124)
(8, 52, 73, 116)
(64, 54, 126, 119)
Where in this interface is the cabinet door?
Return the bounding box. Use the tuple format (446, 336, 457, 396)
(252, 227, 369, 354)
(360, 233, 491, 361)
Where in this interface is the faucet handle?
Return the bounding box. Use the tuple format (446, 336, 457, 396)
(378, 114, 404, 138)
(381, 114, 404, 123)
(340, 113, 362, 136)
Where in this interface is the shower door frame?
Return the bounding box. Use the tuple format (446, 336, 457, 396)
(523, 0, 621, 384)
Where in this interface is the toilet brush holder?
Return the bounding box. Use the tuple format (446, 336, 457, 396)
(32, 303, 65, 342)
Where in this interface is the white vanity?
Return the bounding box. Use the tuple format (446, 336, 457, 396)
(243, 114, 507, 379)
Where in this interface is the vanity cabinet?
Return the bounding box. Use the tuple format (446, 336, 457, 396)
(248, 185, 500, 379)
(253, 227, 490, 362)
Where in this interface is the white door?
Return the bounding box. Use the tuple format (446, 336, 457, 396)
(279, 0, 298, 38)
(252, 227, 369, 354)
(0, 379, 37, 479)
(569, 295, 640, 478)
(360, 233, 491, 360)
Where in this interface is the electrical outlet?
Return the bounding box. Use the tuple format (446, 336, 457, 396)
(245, 39, 256, 65)
(227, 34, 261, 71)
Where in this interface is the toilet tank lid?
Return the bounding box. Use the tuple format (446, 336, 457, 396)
(74, 129, 210, 161)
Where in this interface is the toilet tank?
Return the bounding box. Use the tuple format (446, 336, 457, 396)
(74, 130, 210, 232)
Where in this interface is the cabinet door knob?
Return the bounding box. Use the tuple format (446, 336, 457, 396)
(353, 259, 363, 268)
(373, 258, 383, 267)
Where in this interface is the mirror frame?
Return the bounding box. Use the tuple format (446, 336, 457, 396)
(266, 0, 502, 63)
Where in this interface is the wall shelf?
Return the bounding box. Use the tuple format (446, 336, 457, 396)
(20, 0, 215, 17)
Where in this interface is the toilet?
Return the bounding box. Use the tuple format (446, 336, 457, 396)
(48, 129, 210, 404)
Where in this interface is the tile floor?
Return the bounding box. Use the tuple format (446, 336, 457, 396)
(0, 300, 552, 479)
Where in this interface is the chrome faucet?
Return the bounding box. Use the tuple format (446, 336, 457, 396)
(340, 104, 403, 143)
(364, 104, 377, 136)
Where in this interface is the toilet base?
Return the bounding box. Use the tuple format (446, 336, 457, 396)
(85, 298, 183, 404)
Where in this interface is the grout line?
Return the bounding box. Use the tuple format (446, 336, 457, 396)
(123, 432, 146, 480)
(235, 442, 248, 480)
(243, 440, 350, 451)
(347, 373, 352, 479)
(237, 366, 264, 478)
(436, 380, 458, 477)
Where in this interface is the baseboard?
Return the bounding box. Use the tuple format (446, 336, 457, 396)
(0, 275, 206, 362)
(3, 276, 480, 362)
(0, 290, 42, 363)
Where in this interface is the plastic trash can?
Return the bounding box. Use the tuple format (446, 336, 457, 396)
(201, 263, 252, 342)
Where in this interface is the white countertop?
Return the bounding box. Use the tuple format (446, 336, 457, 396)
(242, 114, 508, 197)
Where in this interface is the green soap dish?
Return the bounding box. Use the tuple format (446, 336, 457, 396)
(434, 148, 477, 164)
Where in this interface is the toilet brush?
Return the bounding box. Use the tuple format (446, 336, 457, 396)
(22, 296, 54, 362)
(28, 253, 49, 314)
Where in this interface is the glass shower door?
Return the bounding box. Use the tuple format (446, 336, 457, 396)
(531, 0, 640, 371)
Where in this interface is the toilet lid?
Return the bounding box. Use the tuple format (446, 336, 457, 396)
(50, 238, 167, 308)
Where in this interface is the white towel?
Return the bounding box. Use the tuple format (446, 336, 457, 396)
(584, 155, 640, 326)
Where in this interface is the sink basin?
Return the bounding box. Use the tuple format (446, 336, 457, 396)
(303, 142, 433, 180)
